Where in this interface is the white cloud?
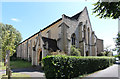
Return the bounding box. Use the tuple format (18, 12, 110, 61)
(11, 18, 20, 22)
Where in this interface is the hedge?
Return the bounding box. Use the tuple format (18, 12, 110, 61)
(42, 55, 115, 78)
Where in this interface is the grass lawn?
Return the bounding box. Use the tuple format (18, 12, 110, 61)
(1, 73, 31, 79)
(0, 59, 32, 70)
(10, 59, 32, 69)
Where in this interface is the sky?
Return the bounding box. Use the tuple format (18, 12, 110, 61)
(1, 1, 118, 50)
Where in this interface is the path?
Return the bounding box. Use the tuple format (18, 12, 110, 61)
(12, 67, 45, 78)
(83, 64, 120, 79)
(0, 66, 45, 79)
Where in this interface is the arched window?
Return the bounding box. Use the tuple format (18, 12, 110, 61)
(71, 33, 76, 45)
(88, 28, 90, 45)
(84, 25, 86, 43)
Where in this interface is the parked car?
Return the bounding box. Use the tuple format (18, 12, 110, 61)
(115, 57, 119, 61)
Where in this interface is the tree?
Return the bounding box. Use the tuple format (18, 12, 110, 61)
(116, 33, 120, 53)
(0, 24, 2, 62)
(93, 0, 120, 19)
(0, 23, 22, 61)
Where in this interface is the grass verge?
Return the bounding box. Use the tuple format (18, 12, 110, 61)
(1, 73, 31, 79)
(10, 59, 32, 69)
(0, 59, 32, 70)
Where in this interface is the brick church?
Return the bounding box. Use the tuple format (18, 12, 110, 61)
(17, 7, 104, 65)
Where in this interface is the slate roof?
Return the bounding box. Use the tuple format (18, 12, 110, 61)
(18, 8, 84, 45)
(63, 11, 82, 20)
(42, 37, 59, 52)
(18, 18, 62, 45)
(70, 11, 83, 20)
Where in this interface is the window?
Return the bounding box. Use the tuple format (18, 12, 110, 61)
(71, 33, 76, 45)
(88, 28, 90, 45)
(84, 25, 86, 43)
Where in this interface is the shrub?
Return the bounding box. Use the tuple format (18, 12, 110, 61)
(114, 55, 120, 59)
(49, 50, 67, 56)
(70, 45, 81, 56)
(97, 52, 104, 56)
(42, 55, 115, 78)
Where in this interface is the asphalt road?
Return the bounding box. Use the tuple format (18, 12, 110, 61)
(83, 64, 120, 79)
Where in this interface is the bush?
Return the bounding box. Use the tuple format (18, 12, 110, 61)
(48, 50, 67, 56)
(42, 55, 115, 78)
(70, 45, 81, 56)
(97, 52, 104, 56)
(114, 55, 120, 59)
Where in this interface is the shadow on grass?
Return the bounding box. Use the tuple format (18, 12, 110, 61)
(12, 66, 44, 73)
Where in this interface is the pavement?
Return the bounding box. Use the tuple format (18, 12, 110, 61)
(0, 66, 45, 79)
(82, 63, 120, 79)
(0, 70, 6, 79)
(12, 67, 45, 78)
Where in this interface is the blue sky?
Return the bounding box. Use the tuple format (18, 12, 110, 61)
(2, 1, 118, 50)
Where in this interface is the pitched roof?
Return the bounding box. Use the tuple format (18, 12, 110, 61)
(62, 11, 83, 20)
(18, 18, 62, 45)
(70, 11, 83, 20)
(18, 8, 84, 45)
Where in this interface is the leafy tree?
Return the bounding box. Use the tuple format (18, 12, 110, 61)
(0, 23, 22, 61)
(2, 30, 16, 59)
(116, 33, 120, 53)
(93, 0, 120, 19)
(0, 24, 2, 61)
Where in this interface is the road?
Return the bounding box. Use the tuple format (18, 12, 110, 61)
(83, 64, 120, 79)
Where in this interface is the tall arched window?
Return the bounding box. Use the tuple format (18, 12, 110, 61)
(88, 28, 90, 45)
(84, 25, 86, 43)
(71, 33, 76, 45)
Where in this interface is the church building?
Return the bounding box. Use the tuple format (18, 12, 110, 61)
(16, 7, 104, 65)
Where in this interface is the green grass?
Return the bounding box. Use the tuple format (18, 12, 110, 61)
(0, 59, 32, 70)
(1, 73, 31, 79)
(10, 59, 32, 69)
